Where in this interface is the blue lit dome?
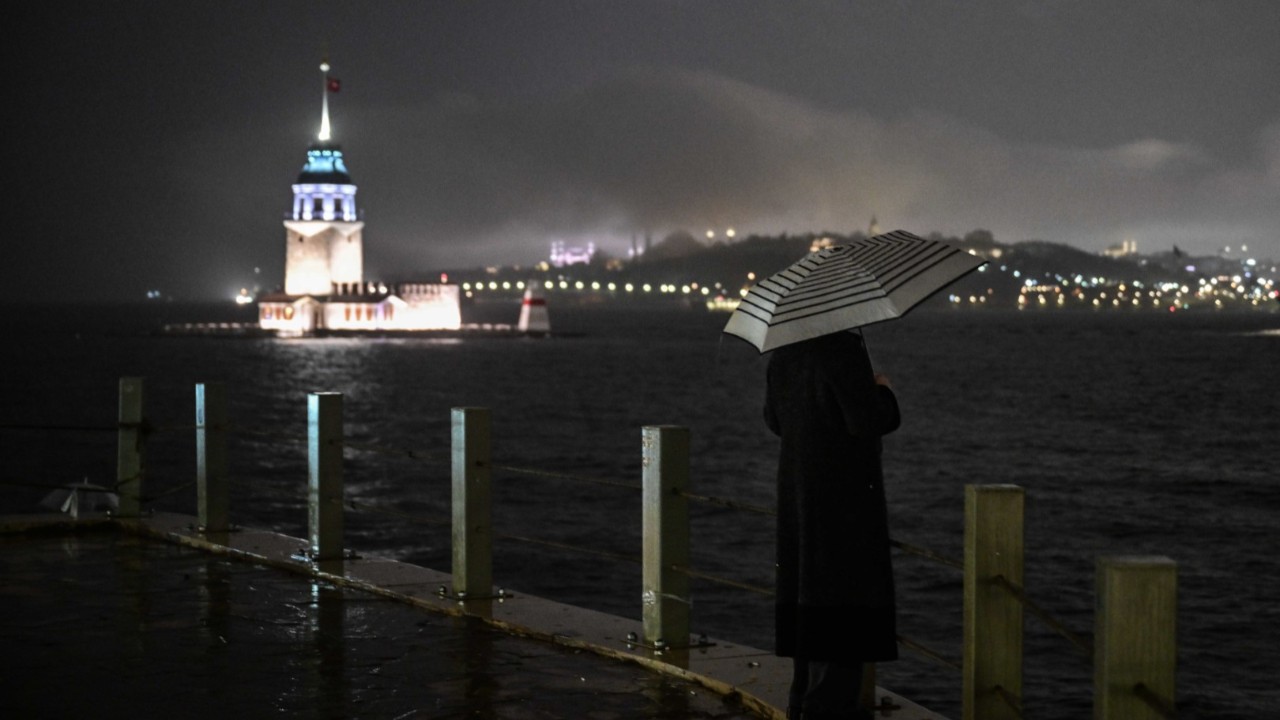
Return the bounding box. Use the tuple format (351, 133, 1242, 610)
(297, 142, 353, 184)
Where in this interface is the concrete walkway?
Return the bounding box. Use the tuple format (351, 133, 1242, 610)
(0, 516, 946, 719)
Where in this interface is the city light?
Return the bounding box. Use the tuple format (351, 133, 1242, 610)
(434, 244, 1276, 320)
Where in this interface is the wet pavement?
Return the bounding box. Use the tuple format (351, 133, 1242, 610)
(0, 529, 762, 719)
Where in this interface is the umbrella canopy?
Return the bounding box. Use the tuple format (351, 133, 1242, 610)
(723, 230, 985, 352)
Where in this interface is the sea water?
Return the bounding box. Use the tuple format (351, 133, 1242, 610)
(1, 303, 1276, 719)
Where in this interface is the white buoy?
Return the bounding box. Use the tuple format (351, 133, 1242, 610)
(517, 285, 551, 334)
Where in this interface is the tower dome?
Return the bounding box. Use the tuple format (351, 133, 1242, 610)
(297, 141, 352, 185)
(290, 59, 357, 222)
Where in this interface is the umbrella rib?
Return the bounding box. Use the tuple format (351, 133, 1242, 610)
(762, 267, 811, 293)
(768, 289, 890, 326)
(834, 244, 969, 300)
(769, 253, 878, 297)
(750, 240, 950, 322)
(880, 247, 970, 295)
(802, 239, 947, 292)
(755, 256, 849, 298)
(849, 238, 931, 278)
(873, 232, 972, 278)
(734, 295, 777, 322)
(884, 255, 980, 313)
(771, 283, 887, 319)
(773, 273, 878, 303)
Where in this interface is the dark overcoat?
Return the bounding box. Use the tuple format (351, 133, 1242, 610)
(764, 330, 901, 661)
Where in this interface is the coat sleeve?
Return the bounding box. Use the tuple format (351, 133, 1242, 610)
(763, 360, 781, 436)
(823, 339, 901, 438)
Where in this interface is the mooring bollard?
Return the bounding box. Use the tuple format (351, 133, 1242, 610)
(451, 407, 492, 597)
(308, 392, 344, 563)
(196, 383, 229, 533)
(115, 377, 145, 519)
(1095, 556, 1177, 720)
(963, 484, 1025, 720)
(641, 425, 690, 651)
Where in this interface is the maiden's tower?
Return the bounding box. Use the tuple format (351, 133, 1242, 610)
(258, 59, 460, 336)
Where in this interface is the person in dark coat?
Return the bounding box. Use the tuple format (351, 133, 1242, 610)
(764, 329, 901, 719)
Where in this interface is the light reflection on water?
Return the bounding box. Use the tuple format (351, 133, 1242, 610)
(2, 306, 1278, 718)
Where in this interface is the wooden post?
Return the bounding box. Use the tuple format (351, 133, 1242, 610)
(642, 425, 690, 650)
(196, 383, 229, 533)
(963, 484, 1024, 720)
(115, 377, 145, 519)
(451, 407, 492, 597)
(1095, 556, 1177, 720)
(307, 392, 343, 564)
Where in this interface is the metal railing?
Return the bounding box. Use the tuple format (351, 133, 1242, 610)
(3, 377, 1180, 720)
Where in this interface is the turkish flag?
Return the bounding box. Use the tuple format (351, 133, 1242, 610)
(327, 78, 341, 93)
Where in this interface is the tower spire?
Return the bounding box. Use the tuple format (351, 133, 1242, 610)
(318, 57, 332, 142)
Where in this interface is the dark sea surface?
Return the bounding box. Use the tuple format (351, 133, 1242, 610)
(1, 301, 1277, 719)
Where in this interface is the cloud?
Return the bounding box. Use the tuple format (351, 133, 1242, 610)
(351, 67, 1277, 272)
(1105, 139, 1209, 172)
(1259, 121, 1280, 186)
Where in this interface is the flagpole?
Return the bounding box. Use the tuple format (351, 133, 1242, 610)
(319, 57, 332, 142)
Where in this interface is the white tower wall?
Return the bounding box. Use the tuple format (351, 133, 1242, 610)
(284, 220, 364, 296)
(327, 224, 364, 285)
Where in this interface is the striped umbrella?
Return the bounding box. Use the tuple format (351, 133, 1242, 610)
(723, 230, 985, 352)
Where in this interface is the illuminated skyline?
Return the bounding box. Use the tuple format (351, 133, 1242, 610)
(10, 1, 1280, 302)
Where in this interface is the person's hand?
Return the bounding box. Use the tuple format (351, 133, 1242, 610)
(874, 373, 892, 388)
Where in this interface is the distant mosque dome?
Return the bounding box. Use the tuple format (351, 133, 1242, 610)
(297, 141, 353, 184)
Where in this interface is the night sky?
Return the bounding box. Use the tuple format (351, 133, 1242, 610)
(12, 1, 1280, 302)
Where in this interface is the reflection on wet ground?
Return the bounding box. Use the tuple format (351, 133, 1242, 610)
(0, 531, 762, 719)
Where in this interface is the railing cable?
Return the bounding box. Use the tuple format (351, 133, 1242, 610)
(890, 538, 963, 570)
(896, 634, 961, 671)
(671, 564, 774, 596)
(671, 491, 966, 577)
(993, 685, 1025, 718)
(676, 490, 776, 516)
(490, 463, 641, 492)
(496, 532, 643, 565)
(994, 574, 1093, 657)
(140, 480, 197, 505)
(1133, 682, 1178, 719)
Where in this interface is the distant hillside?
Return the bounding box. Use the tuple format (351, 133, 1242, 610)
(619, 233, 816, 288)
(446, 231, 1266, 310)
(616, 232, 1188, 292)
